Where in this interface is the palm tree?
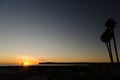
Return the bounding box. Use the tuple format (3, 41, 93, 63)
(105, 19, 119, 63)
(101, 30, 113, 63)
(105, 19, 116, 31)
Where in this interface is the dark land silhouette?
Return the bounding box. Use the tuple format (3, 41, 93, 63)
(0, 63, 120, 80)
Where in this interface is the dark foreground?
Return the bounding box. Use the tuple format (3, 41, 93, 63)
(0, 63, 120, 80)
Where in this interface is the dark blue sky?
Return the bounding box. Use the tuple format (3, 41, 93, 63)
(0, 0, 120, 64)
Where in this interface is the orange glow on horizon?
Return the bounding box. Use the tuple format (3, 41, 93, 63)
(0, 54, 111, 65)
(22, 61, 31, 66)
(18, 55, 39, 65)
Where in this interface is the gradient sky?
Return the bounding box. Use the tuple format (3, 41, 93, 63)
(0, 0, 120, 64)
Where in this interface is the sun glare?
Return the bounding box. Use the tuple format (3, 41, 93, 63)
(20, 55, 39, 66)
(22, 61, 30, 66)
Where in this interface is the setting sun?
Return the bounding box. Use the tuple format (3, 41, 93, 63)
(22, 61, 31, 66)
(19, 55, 39, 66)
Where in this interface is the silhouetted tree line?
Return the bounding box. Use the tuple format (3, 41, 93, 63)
(100, 19, 119, 63)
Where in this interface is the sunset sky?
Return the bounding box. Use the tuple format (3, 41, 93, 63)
(0, 0, 120, 65)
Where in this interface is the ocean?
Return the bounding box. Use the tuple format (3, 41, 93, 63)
(0, 63, 89, 66)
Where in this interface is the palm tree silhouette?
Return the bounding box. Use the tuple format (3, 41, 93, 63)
(105, 19, 119, 63)
(101, 29, 114, 63)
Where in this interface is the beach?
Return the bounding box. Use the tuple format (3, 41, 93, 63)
(0, 63, 120, 80)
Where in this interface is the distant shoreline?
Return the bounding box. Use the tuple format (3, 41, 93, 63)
(0, 62, 119, 66)
(39, 62, 115, 64)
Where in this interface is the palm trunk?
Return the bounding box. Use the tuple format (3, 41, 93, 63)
(113, 34, 119, 63)
(106, 42, 113, 63)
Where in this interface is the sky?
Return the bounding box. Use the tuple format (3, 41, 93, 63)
(0, 0, 120, 65)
